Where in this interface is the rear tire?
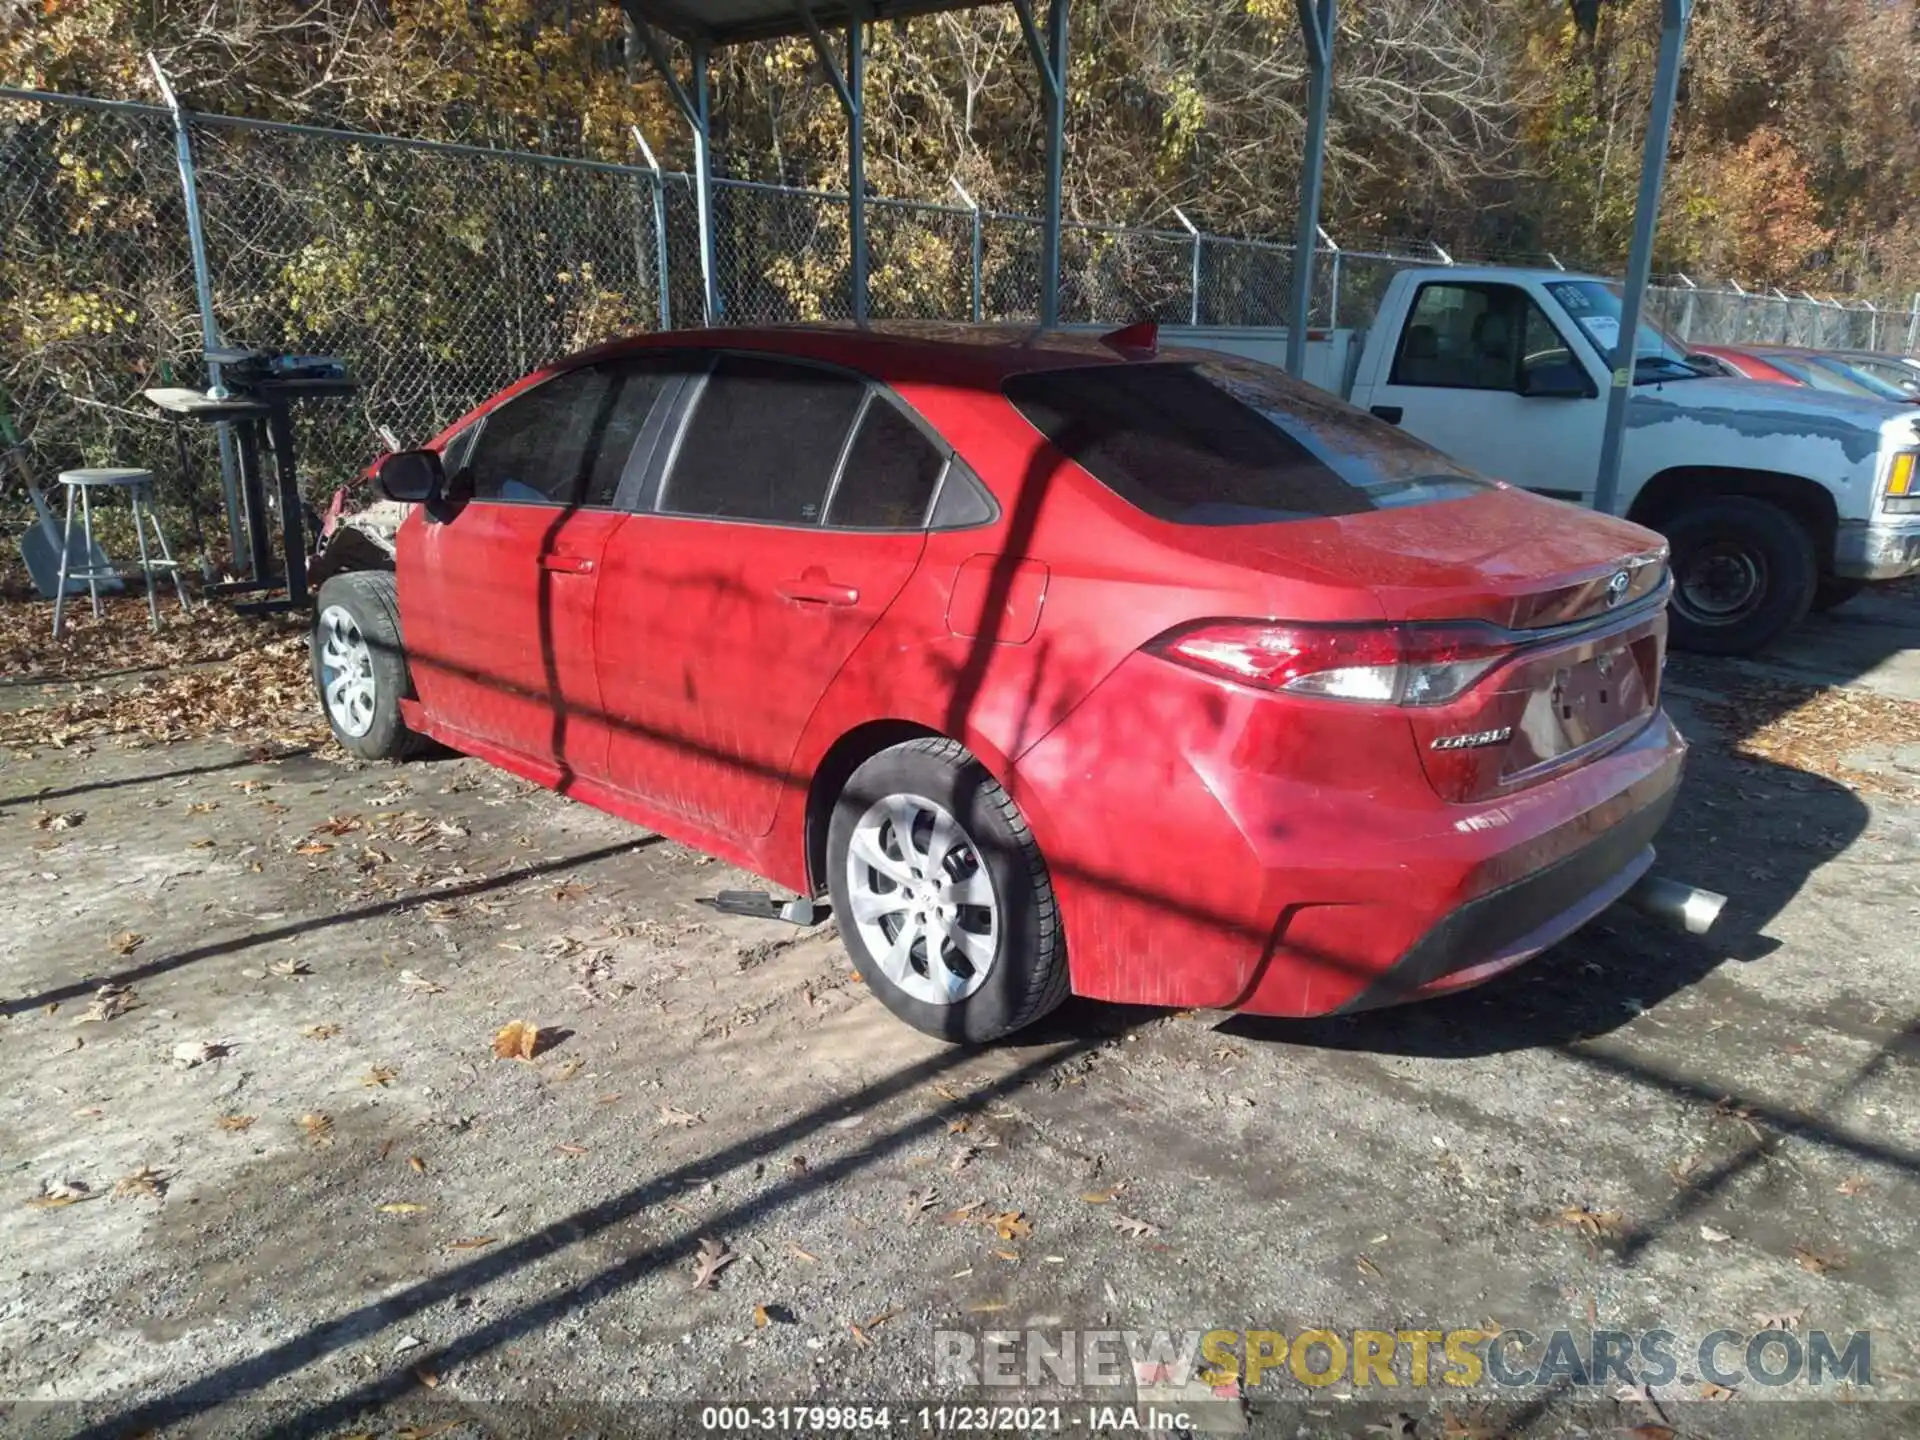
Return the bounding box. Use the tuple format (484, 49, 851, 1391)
(1812, 577, 1866, 613)
(311, 571, 417, 761)
(1663, 496, 1817, 656)
(828, 738, 1068, 1044)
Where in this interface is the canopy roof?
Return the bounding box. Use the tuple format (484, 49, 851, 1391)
(622, 0, 989, 46)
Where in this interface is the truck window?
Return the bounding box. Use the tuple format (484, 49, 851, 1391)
(1389, 282, 1584, 396)
(1004, 360, 1488, 526)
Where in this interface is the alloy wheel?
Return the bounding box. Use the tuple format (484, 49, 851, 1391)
(317, 603, 378, 738)
(844, 793, 999, 1006)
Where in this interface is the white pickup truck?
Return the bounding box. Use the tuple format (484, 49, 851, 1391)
(1167, 266, 1920, 654)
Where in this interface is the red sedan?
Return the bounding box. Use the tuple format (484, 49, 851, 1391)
(311, 324, 1689, 1042)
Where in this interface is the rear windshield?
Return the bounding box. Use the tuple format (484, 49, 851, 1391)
(1004, 360, 1489, 525)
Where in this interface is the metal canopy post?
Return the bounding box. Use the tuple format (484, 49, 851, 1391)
(624, 6, 723, 324)
(1286, 0, 1335, 378)
(1593, 0, 1691, 517)
(148, 54, 243, 569)
(1013, 0, 1068, 327)
(796, 0, 867, 322)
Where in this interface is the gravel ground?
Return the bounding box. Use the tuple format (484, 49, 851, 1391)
(1, 593, 1918, 1439)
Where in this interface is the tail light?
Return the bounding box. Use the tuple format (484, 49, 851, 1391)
(1147, 620, 1513, 707)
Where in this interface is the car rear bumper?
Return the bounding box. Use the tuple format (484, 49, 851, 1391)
(1014, 660, 1688, 1017)
(1835, 516, 1920, 580)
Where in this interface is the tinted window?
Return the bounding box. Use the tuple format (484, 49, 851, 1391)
(663, 355, 866, 524)
(1006, 360, 1486, 526)
(583, 360, 680, 506)
(827, 399, 946, 529)
(468, 367, 615, 505)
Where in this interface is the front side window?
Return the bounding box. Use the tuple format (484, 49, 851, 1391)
(1546, 279, 1703, 383)
(467, 367, 617, 506)
(1006, 359, 1487, 526)
(662, 354, 867, 524)
(1390, 282, 1577, 393)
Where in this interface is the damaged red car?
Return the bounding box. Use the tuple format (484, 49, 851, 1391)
(310, 324, 1700, 1042)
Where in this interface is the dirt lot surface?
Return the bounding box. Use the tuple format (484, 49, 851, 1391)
(2, 588, 1919, 1439)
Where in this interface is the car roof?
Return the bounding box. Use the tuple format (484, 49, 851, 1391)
(559, 321, 1135, 383)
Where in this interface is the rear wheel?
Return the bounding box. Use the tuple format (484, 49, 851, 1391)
(311, 571, 417, 760)
(828, 738, 1067, 1044)
(1663, 496, 1817, 656)
(1812, 577, 1866, 613)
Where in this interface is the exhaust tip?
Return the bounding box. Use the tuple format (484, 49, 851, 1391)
(1622, 873, 1727, 936)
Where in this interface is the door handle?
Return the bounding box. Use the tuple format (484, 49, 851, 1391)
(776, 577, 859, 607)
(1369, 404, 1404, 424)
(539, 554, 594, 575)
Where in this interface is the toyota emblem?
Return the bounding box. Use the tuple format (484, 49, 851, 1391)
(1605, 570, 1631, 607)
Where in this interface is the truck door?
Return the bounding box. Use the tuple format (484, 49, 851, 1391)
(1354, 279, 1608, 504)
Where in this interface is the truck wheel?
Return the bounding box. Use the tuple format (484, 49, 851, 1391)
(311, 571, 418, 761)
(1812, 577, 1866, 613)
(828, 738, 1068, 1044)
(1663, 497, 1817, 656)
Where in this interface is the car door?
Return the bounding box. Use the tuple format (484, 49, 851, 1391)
(401, 359, 666, 788)
(1359, 279, 1607, 502)
(594, 352, 941, 839)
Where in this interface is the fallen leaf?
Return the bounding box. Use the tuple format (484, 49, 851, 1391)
(949, 1146, 979, 1174)
(35, 809, 84, 831)
(363, 1065, 398, 1088)
(990, 1211, 1033, 1242)
(691, 1236, 738, 1290)
(491, 1020, 542, 1061)
(753, 1305, 770, 1328)
(1793, 1245, 1845, 1275)
(79, 983, 135, 1023)
(110, 931, 144, 955)
(1837, 1175, 1869, 1197)
(1700, 1224, 1733, 1243)
(1755, 1307, 1805, 1331)
(993, 1248, 1020, 1262)
(112, 1166, 168, 1200)
(302, 1023, 340, 1041)
(1079, 1186, 1125, 1204)
(268, 959, 311, 978)
(171, 1040, 230, 1068)
(447, 1236, 496, 1250)
(850, 1322, 870, 1347)
(658, 1104, 702, 1128)
(378, 1202, 428, 1215)
(28, 1180, 94, 1209)
(555, 1057, 585, 1080)
(1111, 1213, 1158, 1239)
(790, 1244, 818, 1263)
(399, 970, 445, 995)
(1548, 1205, 1623, 1240)
(409, 1155, 427, 1174)
(293, 841, 335, 856)
(1620, 1428, 1677, 1440)
(1699, 1381, 1737, 1400)
(186, 801, 217, 815)
(555, 1144, 588, 1157)
(965, 1301, 1008, 1313)
(298, 1112, 335, 1145)
(1357, 1254, 1383, 1277)
(217, 1113, 256, 1132)
(414, 1368, 439, 1390)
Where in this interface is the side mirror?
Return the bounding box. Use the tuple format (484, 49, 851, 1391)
(375, 448, 445, 503)
(1520, 363, 1595, 400)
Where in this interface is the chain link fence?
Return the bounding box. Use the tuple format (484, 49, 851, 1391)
(8, 83, 1920, 570)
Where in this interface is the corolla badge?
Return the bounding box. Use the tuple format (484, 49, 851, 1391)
(1605, 570, 1632, 607)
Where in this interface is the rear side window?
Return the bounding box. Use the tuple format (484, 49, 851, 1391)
(1005, 361, 1486, 526)
(826, 399, 947, 529)
(663, 354, 867, 524)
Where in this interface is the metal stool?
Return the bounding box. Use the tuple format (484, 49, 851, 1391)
(52, 468, 191, 637)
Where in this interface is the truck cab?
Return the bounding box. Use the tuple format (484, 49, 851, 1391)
(1172, 266, 1920, 655)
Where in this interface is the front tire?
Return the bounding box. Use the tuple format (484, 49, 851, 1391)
(827, 738, 1068, 1043)
(311, 571, 417, 760)
(1664, 496, 1817, 655)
